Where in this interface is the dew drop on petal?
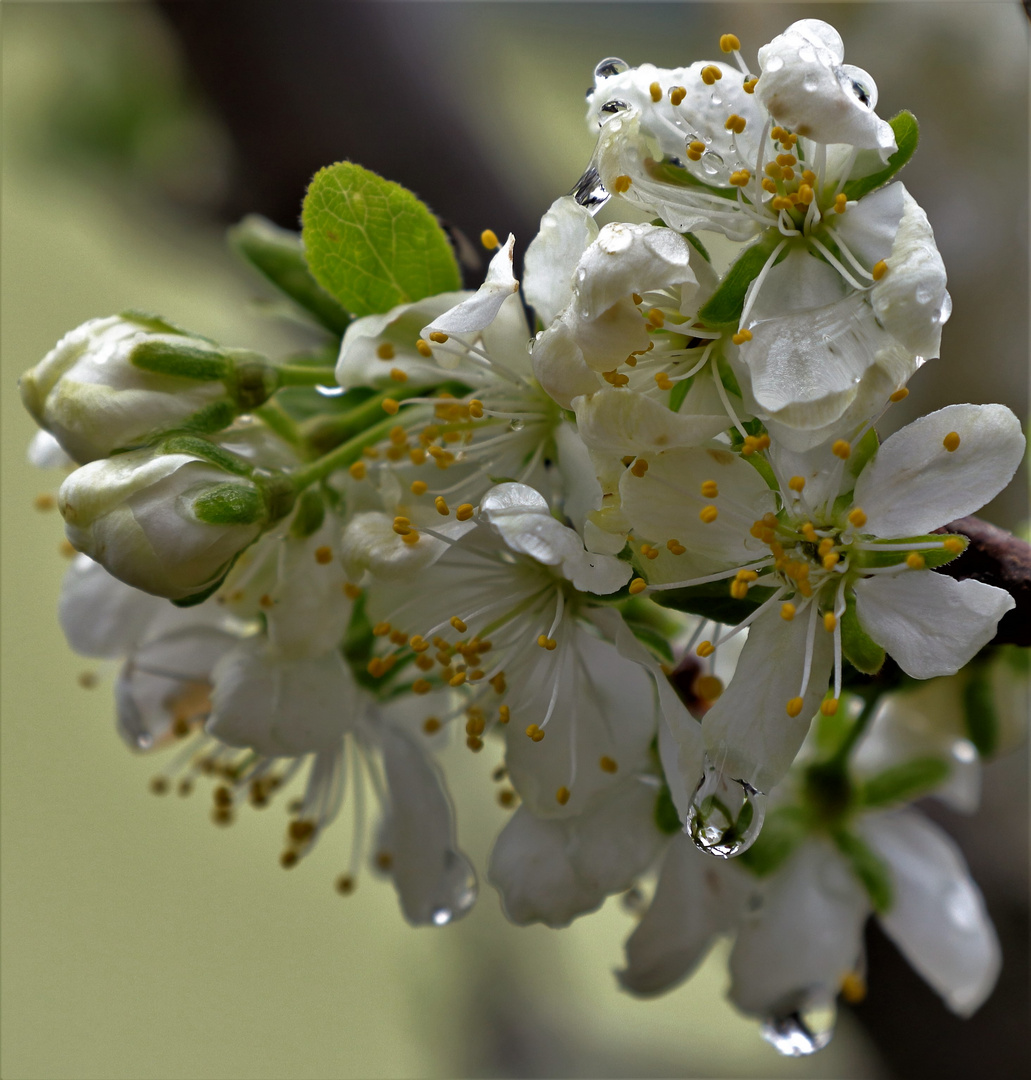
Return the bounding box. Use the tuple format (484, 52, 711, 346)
(594, 57, 629, 81)
(135, 733, 154, 751)
(569, 164, 611, 215)
(600, 99, 631, 116)
(765, 56, 784, 73)
(315, 384, 346, 397)
(914, 285, 933, 304)
(803, 74, 819, 92)
(798, 45, 817, 63)
(508, 419, 526, 432)
(685, 755, 767, 858)
(761, 997, 836, 1056)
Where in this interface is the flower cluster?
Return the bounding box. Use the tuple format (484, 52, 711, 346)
(20, 20, 1027, 1057)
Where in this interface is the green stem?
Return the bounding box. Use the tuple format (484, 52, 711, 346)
(289, 414, 404, 490)
(828, 692, 881, 769)
(255, 401, 303, 446)
(275, 364, 339, 386)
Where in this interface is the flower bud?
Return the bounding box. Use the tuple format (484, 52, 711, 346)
(19, 314, 279, 464)
(58, 438, 295, 601)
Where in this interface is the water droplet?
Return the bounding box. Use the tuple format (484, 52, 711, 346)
(761, 998, 836, 1056)
(798, 45, 816, 63)
(803, 74, 819, 92)
(509, 419, 526, 432)
(701, 160, 719, 176)
(569, 164, 610, 215)
(709, 92, 722, 106)
(594, 57, 629, 81)
(915, 285, 933, 304)
(685, 755, 767, 858)
(315, 384, 345, 397)
(765, 56, 784, 73)
(135, 733, 154, 750)
(600, 99, 631, 116)
(938, 292, 952, 325)
(836, 68, 872, 108)
(431, 907, 452, 926)
(427, 850, 478, 926)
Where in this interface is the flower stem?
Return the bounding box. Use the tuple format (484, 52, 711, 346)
(275, 364, 339, 387)
(828, 691, 880, 768)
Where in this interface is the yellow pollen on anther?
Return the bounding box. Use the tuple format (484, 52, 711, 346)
(373, 621, 392, 636)
(641, 543, 659, 561)
(943, 537, 965, 554)
(788, 475, 806, 493)
(392, 516, 411, 535)
(731, 327, 753, 345)
(780, 602, 796, 621)
(401, 530, 421, 545)
(667, 540, 686, 555)
(389, 367, 408, 383)
(817, 538, 834, 557)
(834, 192, 848, 214)
(349, 461, 367, 480)
(801, 169, 816, 185)
(669, 85, 687, 106)
(376, 343, 395, 361)
(649, 81, 662, 102)
(409, 480, 428, 497)
(823, 612, 837, 632)
(382, 398, 400, 415)
(412, 678, 432, 694)
(415, 338, 433, 358)
(449, 672, 467, 687)
(468, 399, 484, 418)
(450, 616, 468, 633)
(525, 723, 545, 742)
(480, 229, 499, 250)
(890, 388, 909, 403)
(630, 458, 649, 478)
(822, 552, 840, 570)
(871, 260, 888, 281)
(654, 372, 674, 391)
(798, 184, 814, 205)
(719, 33, 741, 52)
(686, 139, 706, 161)
(410, 635, 429, 652)
(729, 169, 750, 186)
(848, 508, 867, 528)
(700, 65, 723, 85)
(556, 786, 571, 805)
(455, 503, 474, 521)
(628, 578, 647, 595)
(498, 705, 510, 724)
(646, 307, 664, 328)
(832, 439, 851, 460)
(422, 717, 442, 734)
(428, 331, 448, 344)
(697, 640, 715, 658)
(776, 153, 796, 167)
(841, 972, 867, 1004)
(743, 77, 758, 93)
(906, 552, 926, 570)
(770, 195, 794, 212)
(699, 506, 718, 524)
(612, 175, 632, 193)
(943, 431, 961, 452)
(599, 756, 619, 774)
(725, 115, 747, 135)
(786, 697, 805, 718)
(761, 178, 778, 194)
(821, 698, 839, 717)
(343, 583, 362, 600)
(801, 522, 818, 543)
(700, 480, 719, 498)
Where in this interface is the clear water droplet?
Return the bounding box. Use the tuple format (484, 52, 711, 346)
(939, 292, 952, 324)
(761, 998, 836, 1056)
(569, 164, 610, 215)
(709, 92, 722, 106)
(427, 850, 477, 926)
(765, 56, 784, 73)
(798, 45, 816, 63)
(135, 732, 154, 751)
(509, 419, 526, 432)
(594, 57, 629, 81)
(836, 68, 872, 108)
(701, 160, 719, 176)
(315, 384, 345, 397)
(685, 755, 767, 858)
(915, 285, 933, 304)
(431, 907, 452, 926)
(600, 99, 631, 116)
(803, 74, 819, 92)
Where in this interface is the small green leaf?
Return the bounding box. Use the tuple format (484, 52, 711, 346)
(229, 215, 353, 336)
(698, 232, 786, 327)
(174, 400, 237, 436)
(840, 594, 885, 674)
(738, 806, 810, 876)
(962, 667, 999, 756)
(130, 340, 230, 381)
(832, 827, 893, 914)
(654, 785, 682, 835)
(858, 757, 951, 808)
(653, 581, 776, 624)
(191, 482, 265, 526)
(841, 111, 919, 202)
(302, 162, 461, 317)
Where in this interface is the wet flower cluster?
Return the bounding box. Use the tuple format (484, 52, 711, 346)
(21, 19, 1028, 1057)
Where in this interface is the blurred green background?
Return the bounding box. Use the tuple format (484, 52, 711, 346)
(2, 4, 1027, 1079)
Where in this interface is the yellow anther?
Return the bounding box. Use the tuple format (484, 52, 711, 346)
(667, 539, 686, 555)
(760, 178, 778, 194)
(389, 367, 408, 383)
(770, 195, 794, 212)
(780, 602, 796, 621)
(696, 640, 715, 658)
(423, 717, 442, 734)
(646, 307, 665, 327)
(343, 583, 362, 600)
(848, 508, 867, 528)
(376, 342, 396, 361)
(641, 543, 659, 561)
(382, 398, 400, 415)
(450, 616, 468, 633)
(415, 338, 433, 358)
(694, 674, 724, 701)
(780, 167, 795, 182)
(392, 518, 412, 536)
(699, 505, 719, 524)
(401, 530, 421, 545)
(449, 671, 467, 687)
(556, 786, 571, 806)
(525, 723, 545, 742)
(841, 972, 867, 1004)
(729, 168, 750, 186)
(801, 522, 819, 543)
(628, 577, 647, 595)
(906, 551, 926, 570)
(823, 612, 838, 632)
(498, 705, 510, 724)
(719, 33, 741, 52)
(801, 169, 816, 185)
(409, 446, 427, 465)
(669, 85, 687, 106)
(832, 439, 851, 460)
(314, 545, 334, 565)
(480, 229, 499, 250)
(818, 538, 835, 556)
(649, 81, 662, 102)
(743, 77, 758, 94)
(465, 715, 485, 737)
(687, 139, 706, 161)
(612, 174, 632, 194)
(700, 480, 719, 498)
(654, 372, 674, 391)
(408, 480, 428, 497)
(602, 369, 630, 387)
(730, 328, 753, 348)
(725, 115, 747, 135)
(367, 657, 386, 678)
(788, 475, 806, 493)
(599, 755, 619, 774)
(410, 635, 429, 653)
(834, 192, 848, 214)
(428, 331, 449, 344)
(871, 260, 888, 281)
(455, 503, 474, 521)
(890, 387, 909, 403)
(700, 65, 723, 85)
(822, 552, 840, 570)
(536, 634, 549, 649)
(797, 184, 814, 205)
(786, 696, 805, 718)
(764, 160, 782, 177)
(730, 580, 749, 600)
(943, 537, 965, 554)
(821, 698, 839, 717)
(389, 425, 407, 445)
(736, 569, 759, 582)
(373, 621, 392, 637)
(776, 153, 797, 167)
(630, 458, 649, 478)
(434, 496, 449, 516)
(468, 398, 484, 418)
(349, 461, 367, 480)
(412, 678, 432, 695)
(943, 431, 961, 452)
(632, 293, 644, 306)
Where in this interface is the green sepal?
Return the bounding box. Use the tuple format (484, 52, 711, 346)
(840, 111, 919, 203)
(653, 581, 776, 624)
(738, 806, 810, 876)
(129, 340, 230, 382)
(698, 232, 787, 328)
(121, 310, 194, 337)
(654, 785, 682, 835)
(857, 756, 951, 809)
(962, 666, 999, 756)
(848, 427, 881, 479)
(160, 435, 254, 477)
(840, 593, 885, 674)
(290, 489, 326, 539)
(715, 354, 742, 398)
(191, 482, 266, 526)
(625, 620, 674, 664)
(852, 534, 967, 570)
(831, 827, 893, 914)
(301, 161, 461, 317)
(170, 568, 235, 608)
(225, 354, 279, 410)
(174, 400, 237, 437)
(684, 231, 711, 262)
(668, 377, 693, 413)
(229, 215, 353, 336)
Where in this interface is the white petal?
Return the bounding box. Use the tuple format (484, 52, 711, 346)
(531, 317, 600, 409)
(729, 841, 868, 1018)
(340, 511, 470, 580)
(852, 404, 1025, 536)
(853, 573, 1014, 680)
(523, 196, 598, 327)
(860, 811, 1001, 1016)
(703, 604, 834, 792)
(27, 430, 74, 470)
(830, 182, 904, 267)
(378, 725, 477, 926)
(423, 235, 518, 336)
(619, 835, 747, 995)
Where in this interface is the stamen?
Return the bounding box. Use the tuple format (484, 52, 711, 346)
(480, 229, 499, 250)
(943, 431, 961, 452)
(649, 81, 662, 103)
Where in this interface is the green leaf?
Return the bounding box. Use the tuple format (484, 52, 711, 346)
(129, 340, 230, 381)
(840, 594, 885, 674)
(738, 806, 810, 876)
(962, 666, 999, 756)
(858, 757, 951, 808)
(832, 828, 893, 914)
(654, 785, 682, 835)
(301, 162, 461, 317)
(841, 111, 919, 202)
(684, 231, 711, 262)
(173, 400, 237, 436)
(229, 215, 353, 336)
(191, 482, 265, 525)
(625, 620, 674, 664)
(698, 233, 786, 328)
(653, 581, 775, 625)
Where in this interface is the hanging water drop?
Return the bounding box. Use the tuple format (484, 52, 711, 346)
(135, 732, 154, 751)
(431, 907, 452, 926)
(315, 384, 346, 397)
(685, 755, 767, 858)
(600, 99, 631, 116)
(760, 998, 836, 1056)
(509, 418, 526, 432)
(765, 56, 784, 73)
(569, 164, 610, 215)
(594, 57, 629, 81)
